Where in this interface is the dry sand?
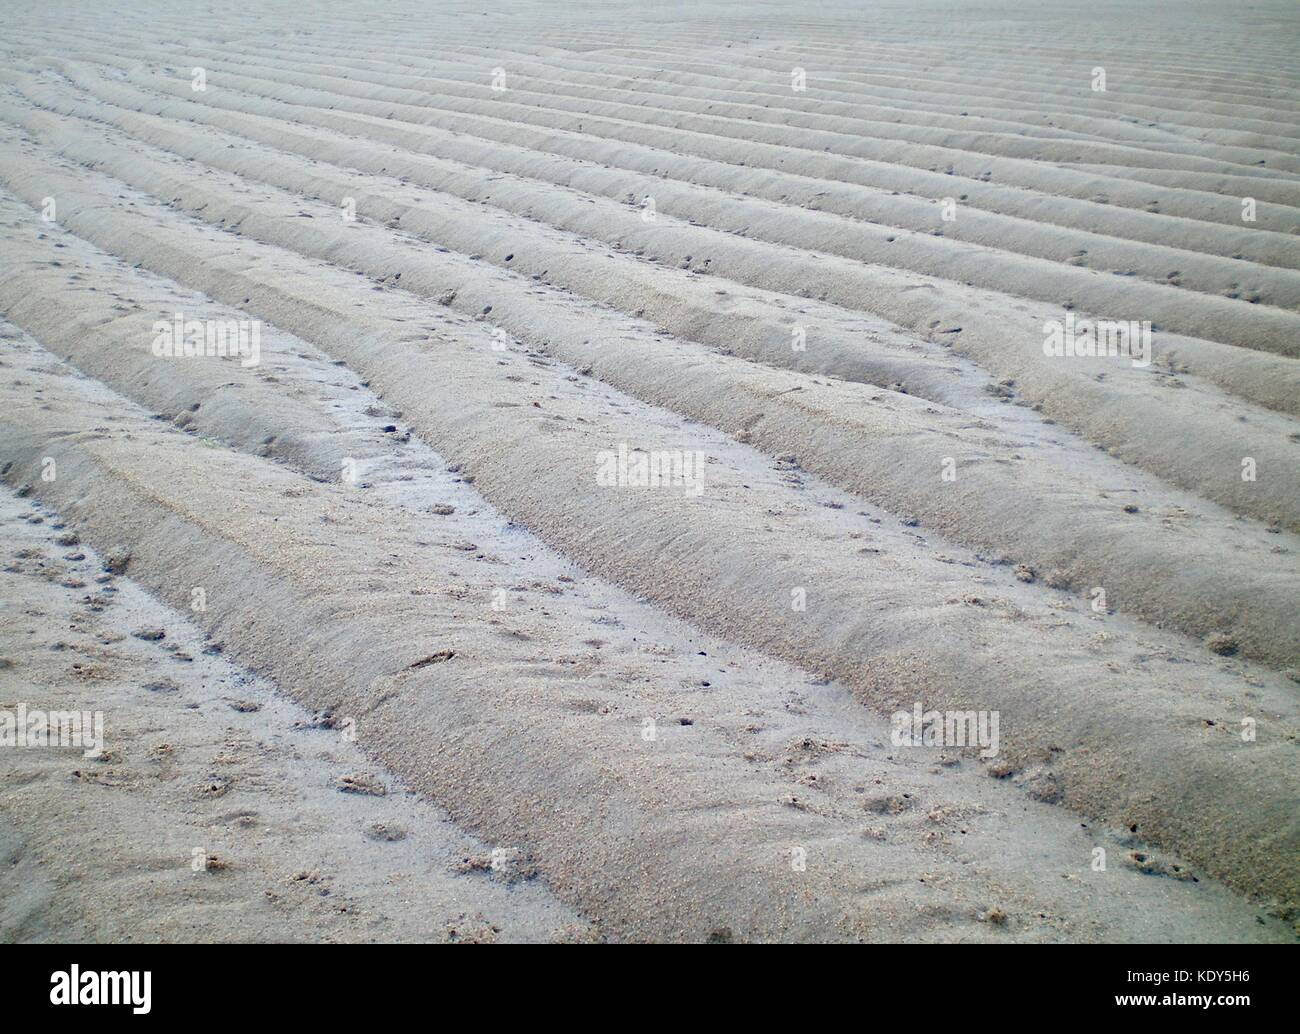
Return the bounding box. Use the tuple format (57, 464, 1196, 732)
(0, 0, 1296, 942)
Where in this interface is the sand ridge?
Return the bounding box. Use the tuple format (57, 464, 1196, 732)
(0, 0, 1296, 942)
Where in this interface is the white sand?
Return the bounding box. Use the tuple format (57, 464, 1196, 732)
(0, 0, 1296, 942)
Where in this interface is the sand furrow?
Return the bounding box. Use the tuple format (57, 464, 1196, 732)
(14, 65, 1300, 437)
(11, 27, 1299, 235)
(77, 38, 1300, 217)
(6, 133, 1300, 673)
(75, 31, 1300, 178)
(19, 16, 1300, 139)
(182, 36, 1287, 155)
(1, 0, 1296, 945)
(1, 154, 1296, 915)
(13, 41, 1297, 269)
(21, 63, 1300, 320)
(6, 105, 1299, 547)
(5, 336, 1289, 942)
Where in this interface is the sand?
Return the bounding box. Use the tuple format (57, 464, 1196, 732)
(0, 0, 1296, 943)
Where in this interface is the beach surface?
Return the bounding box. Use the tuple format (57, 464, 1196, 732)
(0, 0, 1296, 942)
